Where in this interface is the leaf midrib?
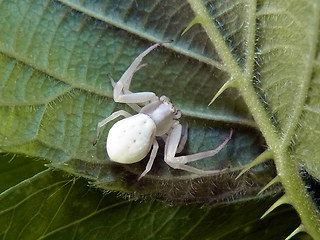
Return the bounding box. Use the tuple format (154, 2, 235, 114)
(187, 0, 320, 238)
(0, 45, 257, 128)
(58, 0, 227, 71)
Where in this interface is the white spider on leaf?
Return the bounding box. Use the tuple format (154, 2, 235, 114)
(93, 41, 233, 180)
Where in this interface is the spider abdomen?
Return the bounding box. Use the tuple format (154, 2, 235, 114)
(107, 114, 156, 164)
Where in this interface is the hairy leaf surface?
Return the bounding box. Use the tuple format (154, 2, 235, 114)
(0, 0, 276, 202)
(0, 154, 309, 240)
(1, 0, 320, 239)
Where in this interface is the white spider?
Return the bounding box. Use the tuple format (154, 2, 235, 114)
(93, 41, 233, 180)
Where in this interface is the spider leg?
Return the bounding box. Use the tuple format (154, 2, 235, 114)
(112, 42, 171, 104)
(134, 63, 148, 73)
(138, 139, 159, 180)
(176, 123, 188, 154)
(107, 74, 141, 112)
(93, 110, 132, 146)
(164, 122, 233, 175)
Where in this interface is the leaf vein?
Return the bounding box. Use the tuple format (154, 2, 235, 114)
(58, 0, 226, 70)
(36, 200, 128, 240)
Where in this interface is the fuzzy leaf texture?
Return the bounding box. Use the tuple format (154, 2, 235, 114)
(0, 153, 311, 240)
(0, 0, 319, 239)
(0, 0, 275, 201)
(185, 0, 320, 239)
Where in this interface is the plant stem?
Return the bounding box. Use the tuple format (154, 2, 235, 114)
(187, 0, 320, 238)
(187, 0, 279, 149)
(275, 151, 320, 239)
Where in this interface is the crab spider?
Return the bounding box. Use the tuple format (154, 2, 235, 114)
(93, 41, 233, 180)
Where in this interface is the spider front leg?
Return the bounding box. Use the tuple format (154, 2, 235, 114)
(111, 41, 171, 105)
(164, 122, 233, 175)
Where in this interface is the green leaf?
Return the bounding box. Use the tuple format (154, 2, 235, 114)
(185, 0, 320, 238)
(0, 0, 275, 202)
(0, 154, 311, 240)
(1, 0, 319, 239)
(0, 153, 47, 193)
